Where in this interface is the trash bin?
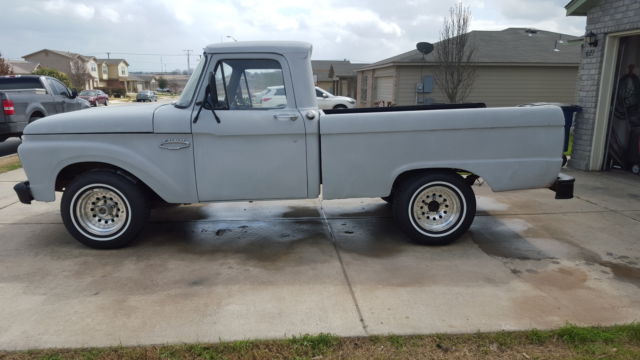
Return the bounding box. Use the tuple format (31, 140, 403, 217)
(518, 103, 582, 166)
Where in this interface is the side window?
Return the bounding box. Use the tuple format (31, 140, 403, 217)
(315, 88, 324, 97)
(50, 79, 69, 96)
(211, 59, 286, 110)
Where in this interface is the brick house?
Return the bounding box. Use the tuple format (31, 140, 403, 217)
(565, 0, 640, 172)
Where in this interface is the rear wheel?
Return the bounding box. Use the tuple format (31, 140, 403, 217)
(333, 104, 347, 109)
(61, 170, 149, 249)
(392, 172, 475, 246)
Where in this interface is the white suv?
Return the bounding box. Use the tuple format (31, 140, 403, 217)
(315, 87, 356, 109)
(253, 86, 356, 110)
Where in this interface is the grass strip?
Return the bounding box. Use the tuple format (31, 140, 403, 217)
(0, 155, 21, 174)
(1, 323, 639, 360)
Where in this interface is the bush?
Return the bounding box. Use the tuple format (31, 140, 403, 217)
(32, 67, 72, 88)
(111, 88, 126, 98)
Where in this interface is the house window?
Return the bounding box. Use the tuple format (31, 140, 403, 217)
(90, 63, 97, 72)
(102, 64, 107, 75)
(361, 75, 368, 103)
(120, 66, 126, 76)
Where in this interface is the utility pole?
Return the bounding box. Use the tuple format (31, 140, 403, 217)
(106, 52, 111, 59)
(183, 49, 193, 73)
(160, 55, 163, 74)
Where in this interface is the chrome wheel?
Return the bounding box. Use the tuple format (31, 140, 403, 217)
(72, 184, 129, 238)
(410, 183, 463, 235)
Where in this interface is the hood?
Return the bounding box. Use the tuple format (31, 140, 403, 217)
(24, 103, 161, 135)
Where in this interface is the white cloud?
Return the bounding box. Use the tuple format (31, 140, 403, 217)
(100, 8, 120, 23)
(2, 0, 586, 70)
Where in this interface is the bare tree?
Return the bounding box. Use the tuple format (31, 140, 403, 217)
(69, 58, 92, 89)
(0, 52, 13, 75)
(433, 3, 477, 104)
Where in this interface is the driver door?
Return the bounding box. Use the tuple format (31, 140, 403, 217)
(191, 54, 308, 202)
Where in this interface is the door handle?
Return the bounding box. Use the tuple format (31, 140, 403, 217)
(273, 113, 298, 121)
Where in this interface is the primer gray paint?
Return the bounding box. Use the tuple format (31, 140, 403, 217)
(18, 41, 565, 205)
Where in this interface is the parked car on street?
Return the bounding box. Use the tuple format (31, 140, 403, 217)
(136, 90, 157, 102)
(0, 75, 89, 142)
(315, 87, 356, 109)
(78, 89, 109, 107)
(15, 41, 574, 249)
(254, 85, 287, 108)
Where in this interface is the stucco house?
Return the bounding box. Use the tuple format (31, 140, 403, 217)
(564, 0, 640, 173)
(22, 49, 99, 89)
(95, 58, 136, 92)
(356, 28, 581, 107)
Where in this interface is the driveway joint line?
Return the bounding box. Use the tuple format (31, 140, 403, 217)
(320, 202, 369, 336)
(574, 195, 640, 224)
(0, 201, 18, 211)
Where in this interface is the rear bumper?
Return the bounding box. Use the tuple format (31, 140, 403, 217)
(549, 173, 574, 199)
(14, 181, 33, 204)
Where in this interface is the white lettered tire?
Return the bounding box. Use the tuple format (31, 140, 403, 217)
(61, 170, 149, 249)
(392, 172, 476, 245)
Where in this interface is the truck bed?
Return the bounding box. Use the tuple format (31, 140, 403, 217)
(319, 105, 565, 199)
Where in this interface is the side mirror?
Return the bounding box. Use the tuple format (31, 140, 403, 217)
(70, 89, 78, 99)
(322, 93, 329, 98)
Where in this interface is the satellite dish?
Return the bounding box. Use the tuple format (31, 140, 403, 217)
(416, 42, 434, 55)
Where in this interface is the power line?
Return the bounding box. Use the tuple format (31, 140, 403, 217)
(183, 49, 193, 72)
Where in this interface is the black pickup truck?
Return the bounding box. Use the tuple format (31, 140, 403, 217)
(0, 75, 89, 141)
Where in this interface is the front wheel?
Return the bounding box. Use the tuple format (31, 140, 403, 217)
(392, 172, 476, 246)
(61, 170, 149, 249)
(333, 104, 347, 109)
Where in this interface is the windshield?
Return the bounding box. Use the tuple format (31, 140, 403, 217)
(80, 90, 96, 96)
(175, 55, 207, 107)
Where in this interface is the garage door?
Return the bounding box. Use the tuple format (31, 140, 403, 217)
(375, 76, 393, 102)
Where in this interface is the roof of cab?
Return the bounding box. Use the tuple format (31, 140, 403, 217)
(203, 41, 312, 56)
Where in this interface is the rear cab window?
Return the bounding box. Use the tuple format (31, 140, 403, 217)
(0, 77, 44, 91)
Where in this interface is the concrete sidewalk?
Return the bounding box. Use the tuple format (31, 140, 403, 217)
(0, 168, 638, 350)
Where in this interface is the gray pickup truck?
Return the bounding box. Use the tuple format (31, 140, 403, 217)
(14, 41, 574, 249)
(0, 75, 89, 141)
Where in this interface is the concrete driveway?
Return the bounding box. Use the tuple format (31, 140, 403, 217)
(0, 168, 639, 350)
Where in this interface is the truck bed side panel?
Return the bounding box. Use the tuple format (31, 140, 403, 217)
(320, 105, 564, 200)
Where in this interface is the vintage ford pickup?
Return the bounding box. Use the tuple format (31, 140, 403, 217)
(14, 41, 574, 249)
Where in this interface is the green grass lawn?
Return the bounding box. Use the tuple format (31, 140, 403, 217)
(0, 155, 21, 174)
(1, 323, 639, 360)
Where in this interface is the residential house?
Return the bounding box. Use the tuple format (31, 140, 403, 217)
(22, 49, 99, 89)
(7, 60, 39, 74)
(96, 59, 137, 92)
(356, 28, 581, 108)
(564, 0, 640, 173)
(311, 60, 367, 98)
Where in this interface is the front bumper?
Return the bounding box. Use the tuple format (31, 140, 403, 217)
(549, 173, 574, 199)
(14, 181, 33, 204)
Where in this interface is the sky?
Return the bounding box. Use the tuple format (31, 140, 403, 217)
(0, 0, 586, 72)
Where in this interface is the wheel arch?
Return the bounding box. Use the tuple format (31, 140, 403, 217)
(26, 104, 47, 119)
(55, 162, 164, 204)
(389, 167, 481, 197)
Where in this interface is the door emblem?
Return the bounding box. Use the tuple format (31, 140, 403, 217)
(159, 138, 191, 150)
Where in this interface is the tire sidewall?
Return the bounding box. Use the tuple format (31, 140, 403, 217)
(393, 172, 476, 245)
(61, 171, 148, 249)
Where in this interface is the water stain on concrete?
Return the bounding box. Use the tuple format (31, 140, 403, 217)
(281, 206, 320, 218)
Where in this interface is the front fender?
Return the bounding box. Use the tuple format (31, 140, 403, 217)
(19, 134, 197, 203)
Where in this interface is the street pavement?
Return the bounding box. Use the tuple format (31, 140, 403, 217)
(0, 168, 638, 350)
